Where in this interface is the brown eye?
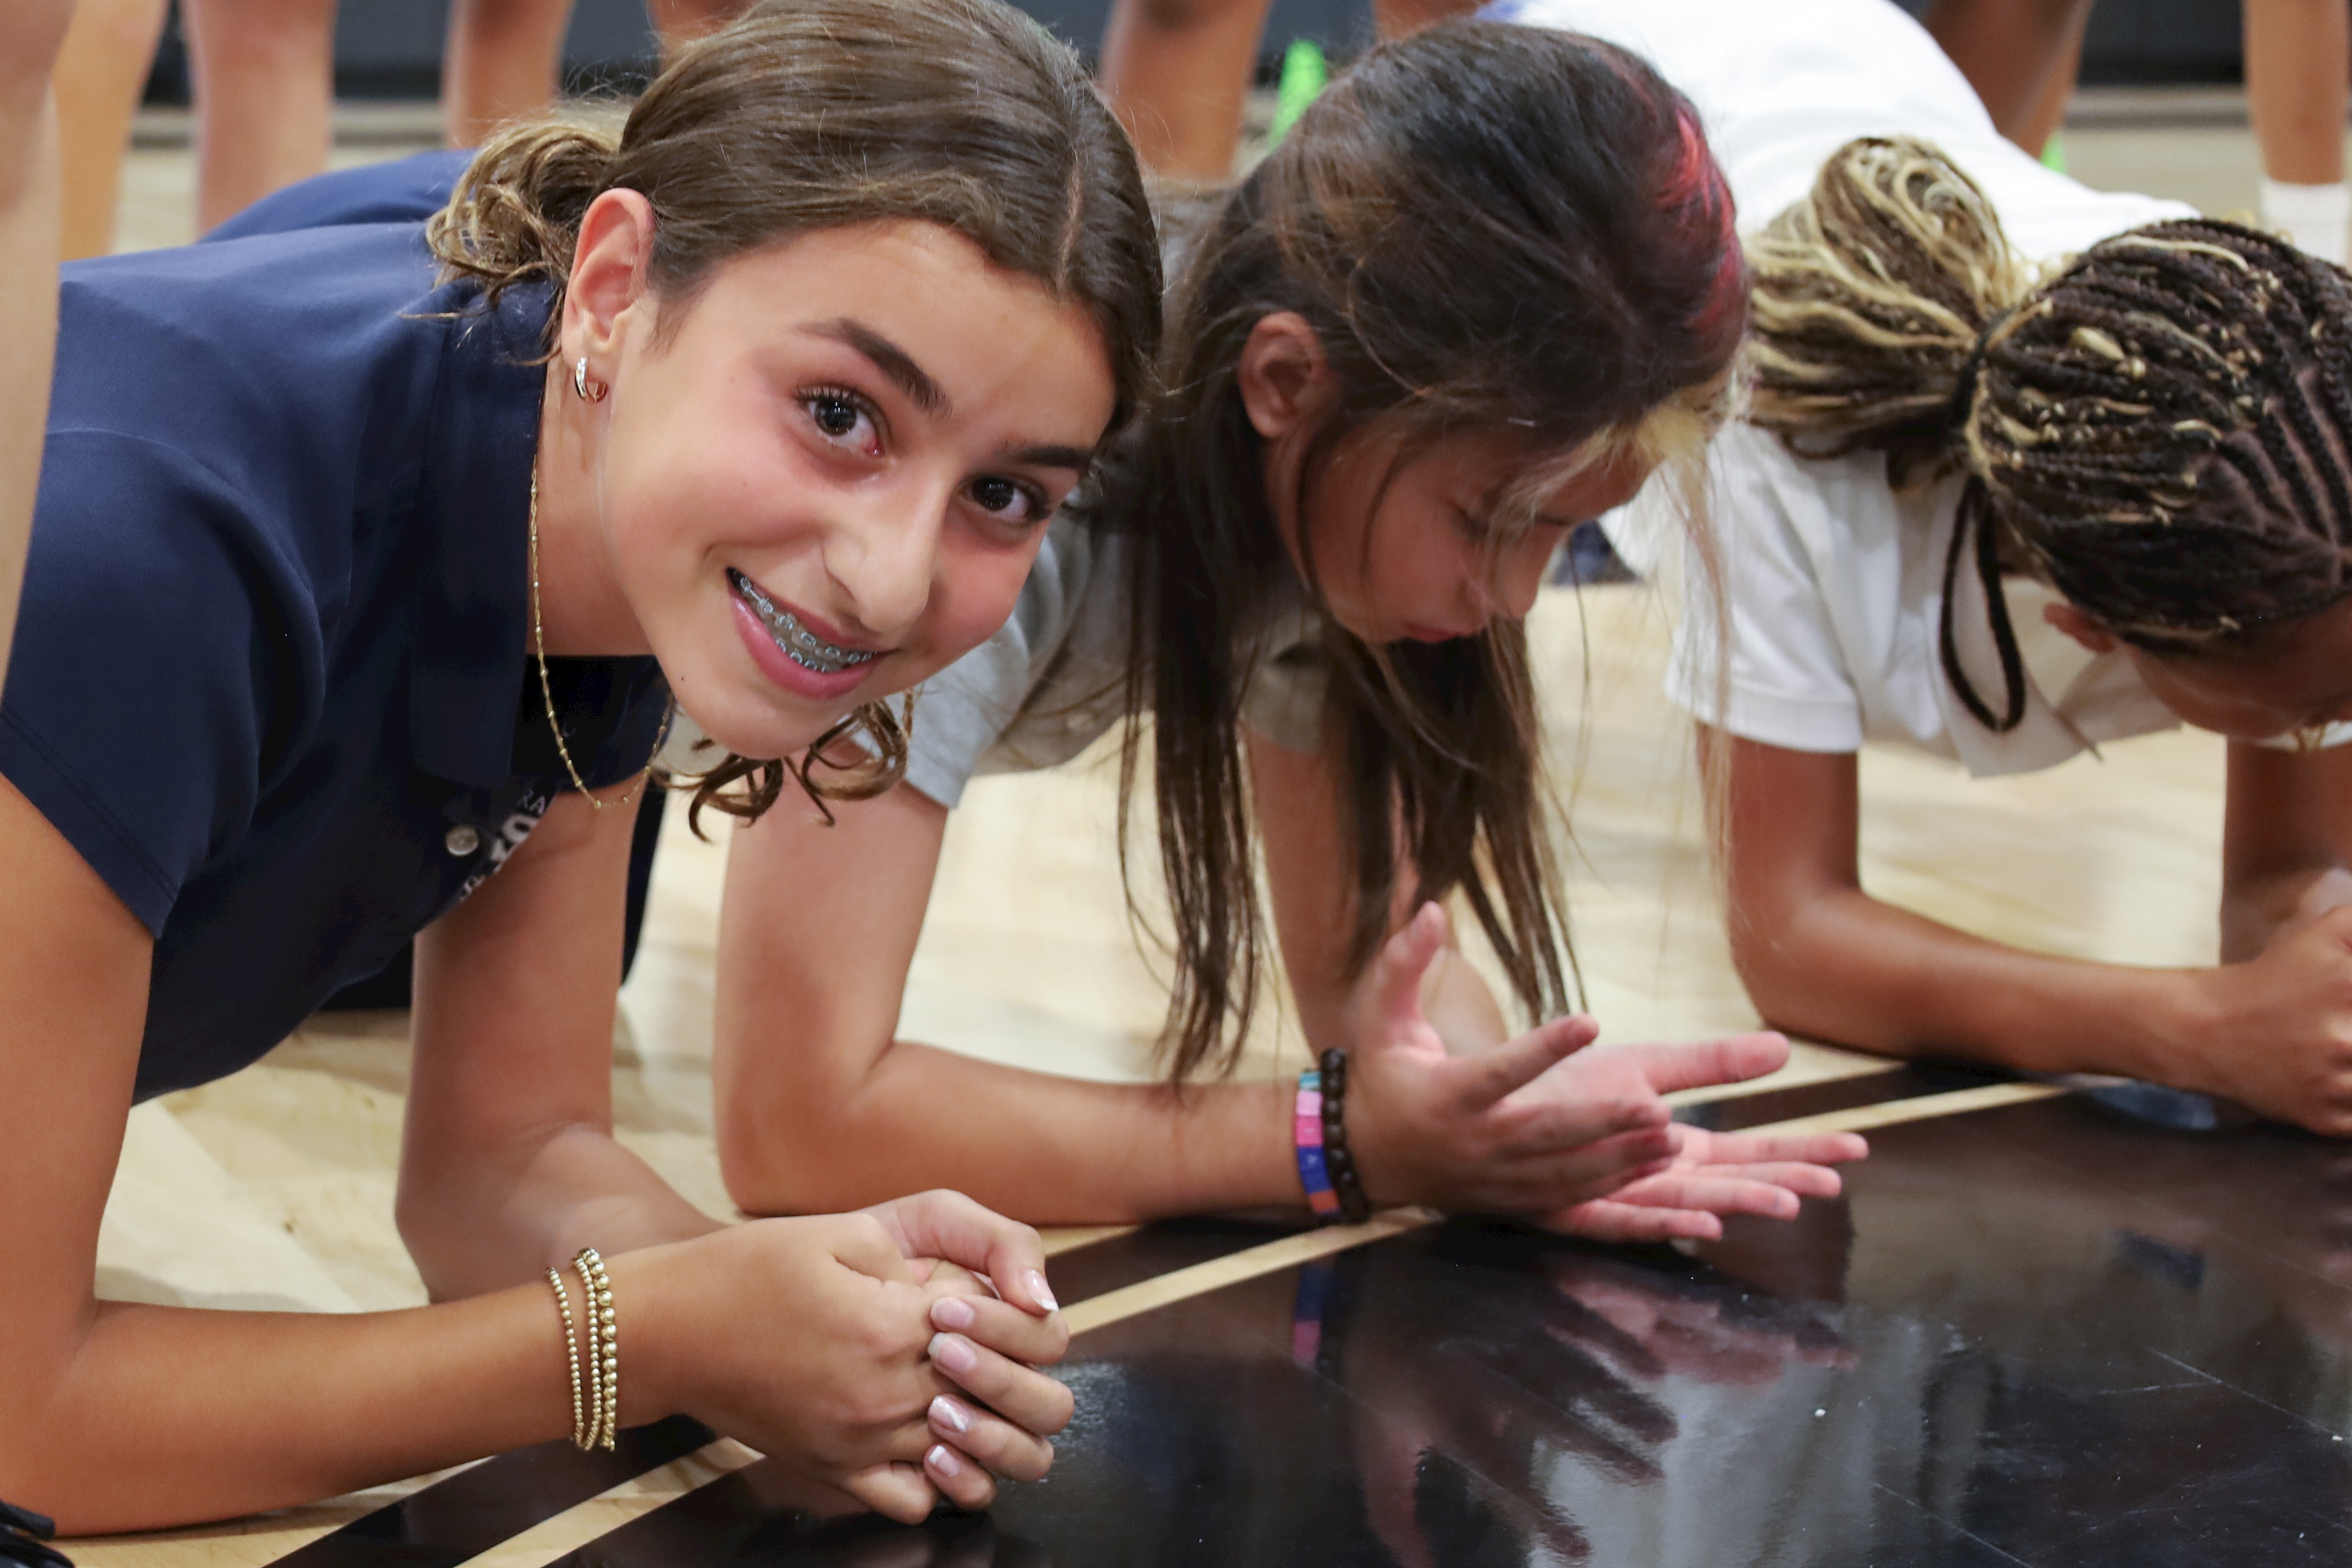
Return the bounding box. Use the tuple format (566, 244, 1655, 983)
(966, 474, 1047, 525)
(811, 396, 861, 437)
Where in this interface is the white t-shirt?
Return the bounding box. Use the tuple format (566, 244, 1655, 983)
(1494, 0, 2190, 257)
(1657, 426, 2191, 772)
(1501, 0, 2228, 771)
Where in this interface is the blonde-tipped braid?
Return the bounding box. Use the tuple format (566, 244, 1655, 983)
(1746, 134, 2352, 736)
(1746, 136, 2032, 485)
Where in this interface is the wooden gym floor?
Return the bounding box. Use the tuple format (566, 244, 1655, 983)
(66, 98, 2352, 1567)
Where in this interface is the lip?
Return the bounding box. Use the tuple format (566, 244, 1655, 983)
(1396, 622, 1477, 644)
(728, 573, 887, 703)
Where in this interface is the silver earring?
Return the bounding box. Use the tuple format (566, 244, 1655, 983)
(572, 357, 608, 403)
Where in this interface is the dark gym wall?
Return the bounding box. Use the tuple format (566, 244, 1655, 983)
(149, 0, 2247, 101)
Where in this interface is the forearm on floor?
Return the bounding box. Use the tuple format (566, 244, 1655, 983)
(1739, 884, 2207, 1082)
(720, 1036, 1298, 1224)
(17, 1276, 589, 1536)
(399, 1121, 724, 1302)
(2221, 864, 2352, 962)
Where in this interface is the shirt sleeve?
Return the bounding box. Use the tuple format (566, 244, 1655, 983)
(1237, 601, 1330, 753)
(1664, 433, 1870, 753)
(898, 518, 1098, 808)
(900, 639, 1035, 808)
(0, 432, 308, 936)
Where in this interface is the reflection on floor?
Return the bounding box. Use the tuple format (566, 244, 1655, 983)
(138, 1093, 2352, 1568)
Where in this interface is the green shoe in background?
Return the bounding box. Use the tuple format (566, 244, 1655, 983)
(1269, 38, 1328, 147)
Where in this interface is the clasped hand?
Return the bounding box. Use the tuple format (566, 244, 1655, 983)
(639, 1189, 1072, 1522)
(1340, 903, 1869, 1240)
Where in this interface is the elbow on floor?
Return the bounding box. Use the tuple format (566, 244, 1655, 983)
(717, 1101, 868, 1218)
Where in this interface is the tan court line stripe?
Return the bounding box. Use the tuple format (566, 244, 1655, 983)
(1664, 1051, 1902, 1109)
(439, 1078, 2069, 1568)
(460, 1439, 766, 1568)
(1040, 1223, 1139, 1256)
(1739, 1079, 2069, 1138)
(1062, 1207, 1440, 1335)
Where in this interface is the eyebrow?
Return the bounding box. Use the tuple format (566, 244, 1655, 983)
(804, 318, 948, 416)
(1004, 443, 1097, 472)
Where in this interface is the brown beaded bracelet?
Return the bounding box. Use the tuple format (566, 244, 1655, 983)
(1318, 1048, 1374, 1225)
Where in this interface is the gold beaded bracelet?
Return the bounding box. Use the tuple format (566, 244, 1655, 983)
(573, 1247, 619, 1452)
(546, 1268, 587, 1449)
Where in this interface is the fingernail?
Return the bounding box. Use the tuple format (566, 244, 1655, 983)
(926, 1443, 962, 1478)
(929, 1332, 978, 1376)
(931, 1296, 978, 1331)
(1023, 1270, 1060, 1313)
(930, 1395, 972, 1435)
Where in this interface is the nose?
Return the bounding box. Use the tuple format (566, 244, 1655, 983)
(1472, 534, 1555, 626)
(822, 475, 951, 642)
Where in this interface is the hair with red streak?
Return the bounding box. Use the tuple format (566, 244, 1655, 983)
(1088, 18, 1749, 1078)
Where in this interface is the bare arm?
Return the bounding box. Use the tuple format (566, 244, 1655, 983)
(1707, 727, 2352, 1132)
(1249, 727, 1509, 1056)
(0, 773, 583, 1532)
(0, 0, 67, 690)
(1709, 726, 2207, 1073)
(715, 733, 1859, 1230)
(399, 786, 726, 1297)
(713, 780, 1298, 1223)
(2220, 740, 2352, 960)
(0, 772, 1073, 1532)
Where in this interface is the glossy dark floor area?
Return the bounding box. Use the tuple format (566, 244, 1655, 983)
(545, 1098, 2352, 1568)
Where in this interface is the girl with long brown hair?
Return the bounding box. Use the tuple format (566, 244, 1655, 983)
(0, 0, 1162, 1533)
(713, 18, 1867, 1239)
(1520, 0, 2352, 1135)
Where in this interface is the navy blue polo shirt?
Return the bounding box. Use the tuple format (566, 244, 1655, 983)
(2, 208, 671, 1100)
(207, 149, 469, 241)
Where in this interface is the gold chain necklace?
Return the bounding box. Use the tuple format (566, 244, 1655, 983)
(528, 469, 655, 811)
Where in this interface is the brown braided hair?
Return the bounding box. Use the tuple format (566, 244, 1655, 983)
(1750, 136, 2352, 730)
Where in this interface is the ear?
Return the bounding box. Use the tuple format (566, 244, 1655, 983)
(560, 188, 658, 368)
(2043, 599, 2120, 654)
(1235, 312, 1337, 441)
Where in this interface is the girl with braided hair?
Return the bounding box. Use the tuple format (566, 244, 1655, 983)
(1518, 0, 2352, 1135)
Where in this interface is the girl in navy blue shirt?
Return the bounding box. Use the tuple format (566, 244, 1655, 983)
(0, 0, 1158, 1534)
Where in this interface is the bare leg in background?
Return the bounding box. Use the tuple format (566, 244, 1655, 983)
(2011, 14, 2086, 159)
(1370, 0, 1475, 39)
(1097, 0, 1475, 184)
(1923, 0, 2096, 154)
(2245, 0, 2350, 263)
(1099, 0, 1271, 182)
(646, 0, 753, 53)
(444, 0, 577, 149)
(52, 0, 170, 260)
(181, 0, 336, 233)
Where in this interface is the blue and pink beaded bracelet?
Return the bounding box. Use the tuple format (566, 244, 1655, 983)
(1293, 1048, 1372, 1223)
